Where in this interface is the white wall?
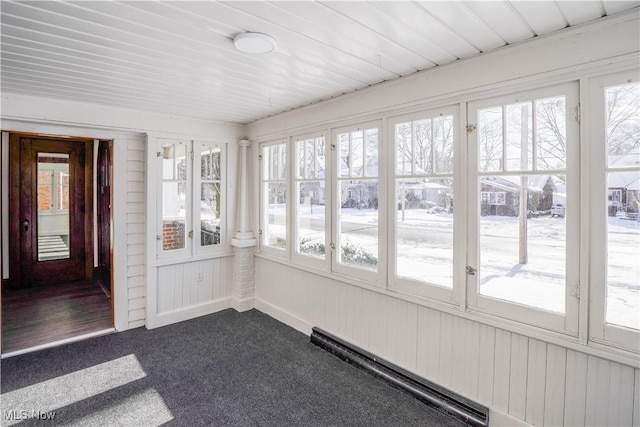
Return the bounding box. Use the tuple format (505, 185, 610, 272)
(248, 10, 640, 427)
(1, 98, 244, 331)
(256, 259, 639, 426)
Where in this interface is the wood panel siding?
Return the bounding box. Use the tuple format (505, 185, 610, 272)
(125, 134, 147, 329)
(255, 258, 640, 426)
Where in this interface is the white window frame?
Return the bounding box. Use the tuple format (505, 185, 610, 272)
(387, 106, 461, 303)
(157, 139, 191, 260)
(193, 140, 226, 256)
(331, 120, 386, 285)
(155, 138, 227, 261)
(588, 69, 640, 352)
(259, 139, 289, 258)
(467, 82, 581, 335)
(292, 131, 330, 271)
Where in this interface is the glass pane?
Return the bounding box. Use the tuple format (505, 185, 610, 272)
(352, 131, 364, 177)
(162, 182, 186, 251)
(505, 102, 533, 171)
(396, 122, 412, 175)
(606, 82, 640, 166)
(296, 181, 325, 259)
(365, 128, 378, 177)
(201, 147, 220, 180)
(478, 107, 503, 172)
(339, 133, 350, 177)
(37, 153, 70, 261)
(606, 171, 640, 329)
(536, 96, 566, 170)
(58, 171, 70, 210)
(37, 170, 53, 212)
(265, 182, 287, 249)
(305, 138, 315, 178)
(338, 180, 378, 270)
(478, 174, 566, 313)
(315, 137, 326, 179)
(414, 119, 432, 174)
(161, 142, 187, 181)
(201, 182, 221, 246)
(396, 178, 453, 287)
(266, 145, 277, 181)
(297, 139, 306, 179)
(278, 143, 287, 180)
(434, 115, 454, 174)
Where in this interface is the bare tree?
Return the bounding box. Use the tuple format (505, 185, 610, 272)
(607, 83, 640, 156)
(478, 107, 503, 172)
(536, 97, 566, 171)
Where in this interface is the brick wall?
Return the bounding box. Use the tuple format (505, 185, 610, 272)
(163, 220, 185, 251)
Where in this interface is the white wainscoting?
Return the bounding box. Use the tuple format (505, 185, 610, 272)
(147, 256, 233, 329)
(255, 258, 639, 427)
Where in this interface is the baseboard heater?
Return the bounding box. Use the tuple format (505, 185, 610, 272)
(310, 327, 489, 427)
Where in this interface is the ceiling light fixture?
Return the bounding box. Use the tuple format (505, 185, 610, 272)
(233, 32, 277, 54)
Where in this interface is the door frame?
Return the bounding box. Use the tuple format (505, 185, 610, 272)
(8, 133, 95, 289)
(3, 126, 127, 332)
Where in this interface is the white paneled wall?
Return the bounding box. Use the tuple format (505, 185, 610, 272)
(148, 256, 232, 328)
(255, 258, 639, 426)
(126, 134, 147, 328)
(156, 258, 231, 315)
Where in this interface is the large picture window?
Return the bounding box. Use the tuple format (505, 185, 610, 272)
(255, 72, 639, 352)
(260, 141, 288, 254)
(333, 122, 382, 281)
(589, 71, 640, 351)
(389, 107, 458, 300)
(293, 134, 327, 267)
(468, 83, 580, 333)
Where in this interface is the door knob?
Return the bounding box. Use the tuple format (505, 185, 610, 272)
(22, 219, 29, 232)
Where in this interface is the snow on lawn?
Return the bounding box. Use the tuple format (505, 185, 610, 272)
(278, 205, 640, 329)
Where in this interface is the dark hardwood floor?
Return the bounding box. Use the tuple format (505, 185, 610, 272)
(1, 280, 113, 355)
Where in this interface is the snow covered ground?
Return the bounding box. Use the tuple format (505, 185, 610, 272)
(267, 205, 639, 330)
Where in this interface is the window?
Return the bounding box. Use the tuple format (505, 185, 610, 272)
(468, 83, 580, 333)
(589, 71, 640, 350)
(333, 122, 382, 281)
(481, 192, 506, 205)
(156, 138, 225, 259)
(293, 133, 327, 267)
(160, 140, 188, 254)
(260, 141, 288, 253)
(198, 143, 223, 248)
(256, 73, 640, 351)
(389, 107, 458, 300)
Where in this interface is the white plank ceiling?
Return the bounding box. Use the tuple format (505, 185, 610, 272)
(1, 1, 638, 125)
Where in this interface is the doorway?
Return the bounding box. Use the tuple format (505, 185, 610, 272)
(2, 133, 114, 354)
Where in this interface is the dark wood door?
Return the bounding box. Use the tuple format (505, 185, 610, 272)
(96, 140, 112, 286)
(13, 136, 90, 288)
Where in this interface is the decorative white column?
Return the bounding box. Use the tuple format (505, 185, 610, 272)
(231, 139, 257, 311)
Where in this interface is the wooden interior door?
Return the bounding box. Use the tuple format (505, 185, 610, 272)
(96, 140, 112, 286)
(10, 135, 92, 288)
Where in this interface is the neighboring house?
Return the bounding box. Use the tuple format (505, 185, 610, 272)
(340, 161, 378, 209)
(479, 175, 557, 216)
(608, 154, 640, 217)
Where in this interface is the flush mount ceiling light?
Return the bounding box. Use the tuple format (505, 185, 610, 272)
(233, 32, 277, 54)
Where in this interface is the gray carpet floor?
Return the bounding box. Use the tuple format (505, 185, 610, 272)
(1, 309, 465, 426)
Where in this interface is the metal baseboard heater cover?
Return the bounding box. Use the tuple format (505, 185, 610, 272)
(310, 327, 489, 427)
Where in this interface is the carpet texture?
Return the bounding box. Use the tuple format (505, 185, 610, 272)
(1, 309, 465, 426)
